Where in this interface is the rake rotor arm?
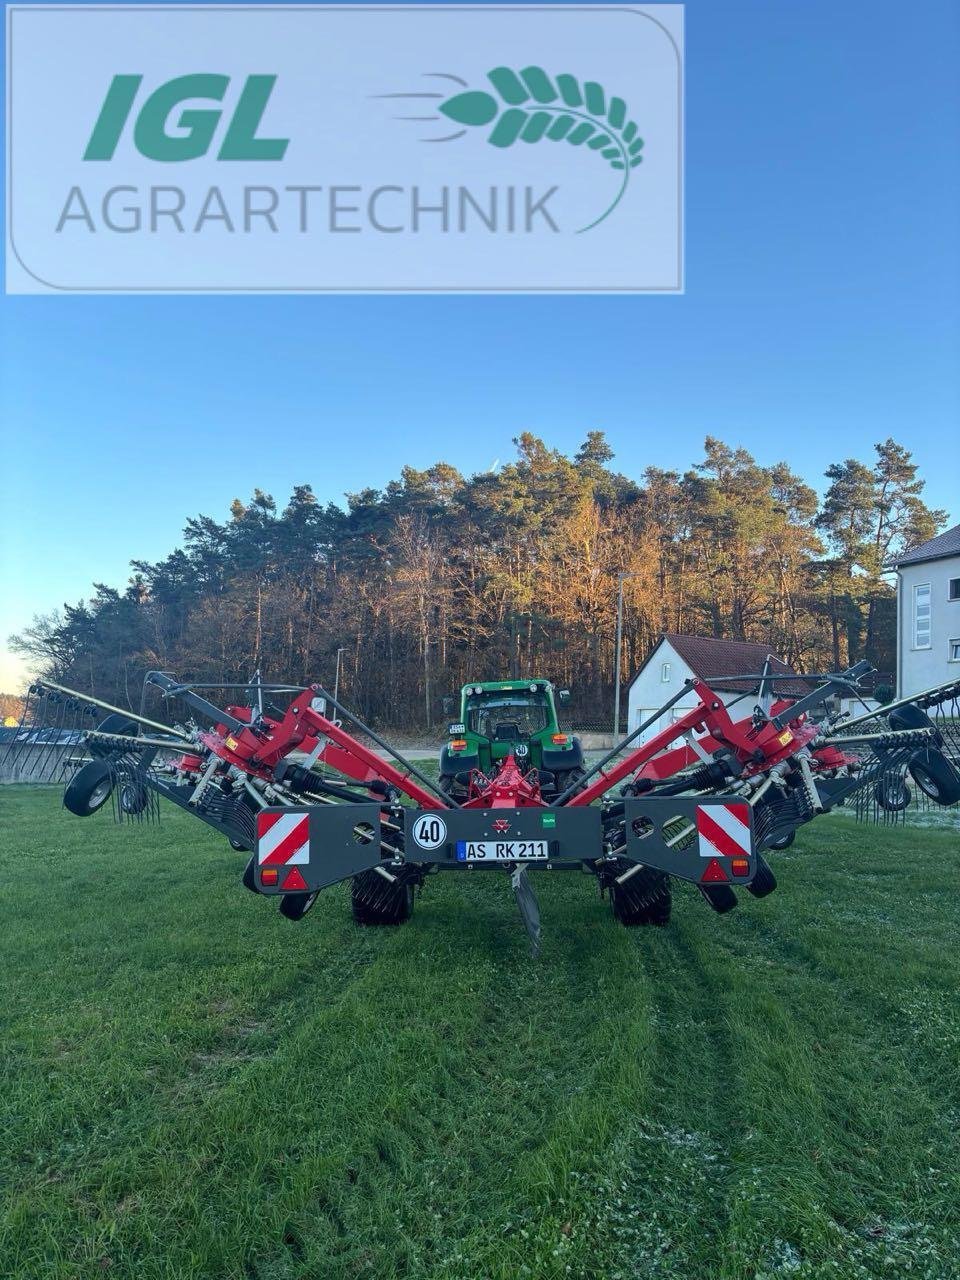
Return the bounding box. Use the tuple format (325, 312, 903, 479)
(218, 690, 449, 811)
(564, 684, 737, 807)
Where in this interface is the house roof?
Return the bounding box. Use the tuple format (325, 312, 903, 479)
(638, 633, 809, 696)
(894, 523, 960, 568)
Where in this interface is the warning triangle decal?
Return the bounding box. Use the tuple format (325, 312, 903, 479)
(281, 866, 309, 891)
(701, 858, 729, 883)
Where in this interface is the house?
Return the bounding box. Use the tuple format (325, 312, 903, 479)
(894, 523, 960, 698)
(626, 634, 807, 742)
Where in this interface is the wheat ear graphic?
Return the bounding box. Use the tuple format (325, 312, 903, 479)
(437, 66, 644, 232)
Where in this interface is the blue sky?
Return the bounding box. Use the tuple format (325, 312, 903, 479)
(2, 0, 959, 690)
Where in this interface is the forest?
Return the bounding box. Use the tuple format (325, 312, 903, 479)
(9, 432, 946, 730)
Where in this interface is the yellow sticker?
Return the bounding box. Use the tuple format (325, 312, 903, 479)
(225, 735, 239, 751)
(778, 730, 793, 746)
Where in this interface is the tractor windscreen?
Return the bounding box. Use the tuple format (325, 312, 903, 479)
(467, 695, 550, 738)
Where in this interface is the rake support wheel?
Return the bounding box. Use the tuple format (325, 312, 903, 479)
(746, 854, 777, 899)
(908, 748, 960, 807)
(63, 760, 114, 816)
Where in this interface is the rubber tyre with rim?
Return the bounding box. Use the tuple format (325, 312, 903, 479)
(351, 870, 416, 925)
(874, 777, 912, 812)
(908, 748, 960, 806)
(609, 867, 672, 927)
(63, 760, 114, 816)
(118, 780, 149, 814)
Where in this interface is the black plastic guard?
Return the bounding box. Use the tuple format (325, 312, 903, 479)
(623, 796, 757, 887)
(254, 804, 383, 894)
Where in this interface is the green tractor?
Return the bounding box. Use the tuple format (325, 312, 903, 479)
(439, 679, 585, 800)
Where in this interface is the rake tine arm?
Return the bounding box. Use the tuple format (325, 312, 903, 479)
(32, 679, 191, 741)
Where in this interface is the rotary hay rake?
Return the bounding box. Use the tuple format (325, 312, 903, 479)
(6, 664, 960, 952)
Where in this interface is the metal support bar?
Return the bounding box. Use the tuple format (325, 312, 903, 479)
(145, 671, 246, 733)
(309, 684, 456, 808)
(554, 683, 697, 806)
(770, 663, 875, 730)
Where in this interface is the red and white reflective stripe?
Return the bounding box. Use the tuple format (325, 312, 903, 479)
(695, 803, 751, 860)
(256, 811, 310, 865)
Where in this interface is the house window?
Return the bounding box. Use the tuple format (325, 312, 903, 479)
(913, 583, 932, 649)
(950, 639, 960, 663)
(661, 662, 671, 682)
(950, 578, 960, 602)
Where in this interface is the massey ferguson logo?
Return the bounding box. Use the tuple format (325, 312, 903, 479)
(492, 818, 511, 834)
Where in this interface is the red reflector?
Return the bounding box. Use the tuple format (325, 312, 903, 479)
(551, 733, 568, 744)
(260, 868, 279, 886)
(281, 866, 309, 891)
(701, 858, 729, 883)
(451, 739, 467, 751)
(731, 858, 750, 877)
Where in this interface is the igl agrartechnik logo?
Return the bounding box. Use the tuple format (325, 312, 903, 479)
(9, 5, 681, 292)
(55, 64, 643, 237)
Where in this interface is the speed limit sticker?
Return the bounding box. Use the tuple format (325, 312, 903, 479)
(411, 814, 448, 850)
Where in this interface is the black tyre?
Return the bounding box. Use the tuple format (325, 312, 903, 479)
(90, 713, 140, 758)
(279, 892, 320, 921)
(889, 703, 937, 735)
(351, 869, 416, 925)
(699, 883, 738, 914)
(241, 856, 258, 894)
(438, 773, 467, 802)
(908, 748, 960, 807)
(554, 767, 587, 798)
(609, 867, 672, 927)
(765, 829, 795, 851)
(63, 760, 114, 816)
(118, 779, 149, 814)
(747, 855, 777, 899)
(874, 777, 912, 812)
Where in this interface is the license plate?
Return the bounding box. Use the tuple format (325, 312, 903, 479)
(455, 840, 549, 862)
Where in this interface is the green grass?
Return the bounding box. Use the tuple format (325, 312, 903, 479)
(1, 787, 959, 1280)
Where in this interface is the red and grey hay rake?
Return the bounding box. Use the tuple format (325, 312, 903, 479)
(8, 664, 960, 951)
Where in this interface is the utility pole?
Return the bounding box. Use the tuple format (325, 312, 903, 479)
(333, 647, 347, 703)
(613, 573, 638, 740)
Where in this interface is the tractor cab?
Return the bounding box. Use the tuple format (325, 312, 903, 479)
(439, 679, 583, 798)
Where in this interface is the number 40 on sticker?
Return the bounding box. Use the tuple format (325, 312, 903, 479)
(412, 814, 447, 850)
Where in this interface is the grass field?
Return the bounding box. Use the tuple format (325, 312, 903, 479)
(1, 787, 959, 1280)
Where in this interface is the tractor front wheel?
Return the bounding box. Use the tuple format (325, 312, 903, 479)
(609, 867, 672, 927)
(351, 869, 416, 926)
(554, 767, 586, 797)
